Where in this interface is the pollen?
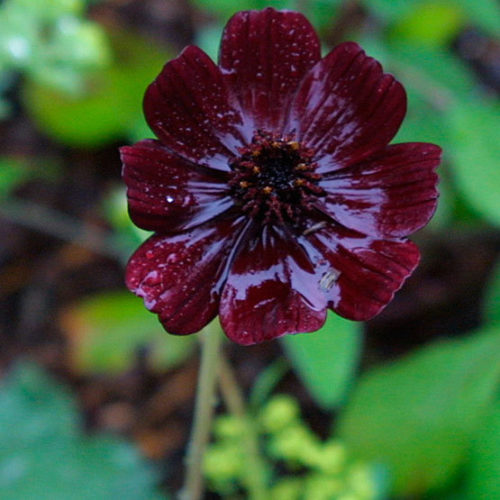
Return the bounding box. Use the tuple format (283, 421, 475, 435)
(262, 186, 273, 195)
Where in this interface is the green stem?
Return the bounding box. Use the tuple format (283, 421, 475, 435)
(218, 354, 269, 500)
(179, 323, 222, 500)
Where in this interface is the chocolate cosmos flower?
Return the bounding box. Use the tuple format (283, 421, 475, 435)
(120, 8, 441, 345)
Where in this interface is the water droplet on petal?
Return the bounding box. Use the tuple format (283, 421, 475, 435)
(166, 195, 175, 203)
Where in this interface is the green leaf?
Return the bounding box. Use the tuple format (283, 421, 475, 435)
(22, 29, 169, 148)
(483, 261, 500, 326)
(389, 2, 464, 48)
(389, 43, 476, 101)
(363, 0, 499, 36)
(337, 327, 500, 496)
(281, 312, 362, 409)
(0, 158, 31, 200)
(0, 362, 164, 500)
(192, 0, 341, 31)
(453, 0, 500, 36)
(466, 402, 500, 499)
(61, 291, 195, 375)
(447, 101, 500, 227)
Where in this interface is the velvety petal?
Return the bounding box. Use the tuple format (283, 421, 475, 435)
(121, 139, 233, 233)
(220, 225, 327, 345)
(126, 217, 246, 335)
(143, 45, 246, 170)
(317, 143, 441, 238)
(219, 7, 321, 134)
(300, 227, 419, 321)
(285, 42, 407, 172)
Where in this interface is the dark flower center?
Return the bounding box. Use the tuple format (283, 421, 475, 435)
(228, 131, 324, 224)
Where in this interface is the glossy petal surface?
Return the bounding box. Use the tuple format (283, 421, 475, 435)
(144, 46, 245, 170)
(126, 218, 246, 335)
(220, 8, 321, 134)
(121, 140, 233, 232)
(220, 225, 327, 345)
(286, 42, 406, 172)
(122, 8, 441, 344)
(318, 143, 441, 237)
(301, 228, 420, 321)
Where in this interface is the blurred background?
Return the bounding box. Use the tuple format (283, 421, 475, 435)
(0, 0, 499, 499)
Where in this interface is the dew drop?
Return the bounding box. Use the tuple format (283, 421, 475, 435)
(166, 195, 175, 203)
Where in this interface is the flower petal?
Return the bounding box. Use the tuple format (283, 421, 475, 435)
(219, 7, 321, 133)
(143, 46, 246, 170)
(219, 225, 327, 345)
(317, 143, 441, 238)
(121, 139, 233, 233)
(301, 228, 419, 321)
(286, 42, 407, 172)
(126, 217, 246, 335)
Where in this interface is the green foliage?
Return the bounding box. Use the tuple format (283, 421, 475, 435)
(0, 362, 164, 500)
(447, 101, 500, 227)
(363, 0, 499, 37)
(465, 402, 500, 499)
(192, 0, 342, 32)
(337, 327, 500, 496)
(281, 312, 362, 409)
(0, 157, 59, 199)
(0, 0, 109, 96)
(389, 2, 464, 47)
(103, 185, 151, 258)
(0, 158, 33, 199)
(204, 394, 382, 499)
(483, 261, 500, 326)
(61, 291, 195, 375)
(22, 29, 168, 148)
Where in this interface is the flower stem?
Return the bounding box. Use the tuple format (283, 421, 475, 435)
(218, 354, 269, 500)
(179, 323, 222, 500)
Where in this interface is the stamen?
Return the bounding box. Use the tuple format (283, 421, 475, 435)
(228, 131, 324, 224)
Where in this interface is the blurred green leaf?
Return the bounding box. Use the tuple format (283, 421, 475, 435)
(0, 0, 109, 95)
(0, 158, 31, 199)
(453, 0, 500, 36)
(0, 362, 163, 500)
(192, 0, 290, 21)
(192, 0, 341, 32)
(103, 185, 151, 256)
(23, 29, 169, 148)
(364, 0, 499, 36)
(0, 157, 60, 199)
(447, 101, 500, 227)
(389, 44, 476, 101)
(281, 312, 362, 409)
(483, 260, 500, 326)
(389, 2, 464, 48)
(466, 402, 500, 499)
(337, 327, 500, 496)
(61, 291, 195, 375)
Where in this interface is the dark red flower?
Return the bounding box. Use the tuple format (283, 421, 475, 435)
(120, 8, 441, 345)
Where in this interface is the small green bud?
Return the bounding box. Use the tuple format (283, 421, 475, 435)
(347, 463, 377, 499)
(213, 414, 246, 440)
(203, 444, 243, 483)
(260, 394, 300, 433)
(270, 478, 303, 500)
